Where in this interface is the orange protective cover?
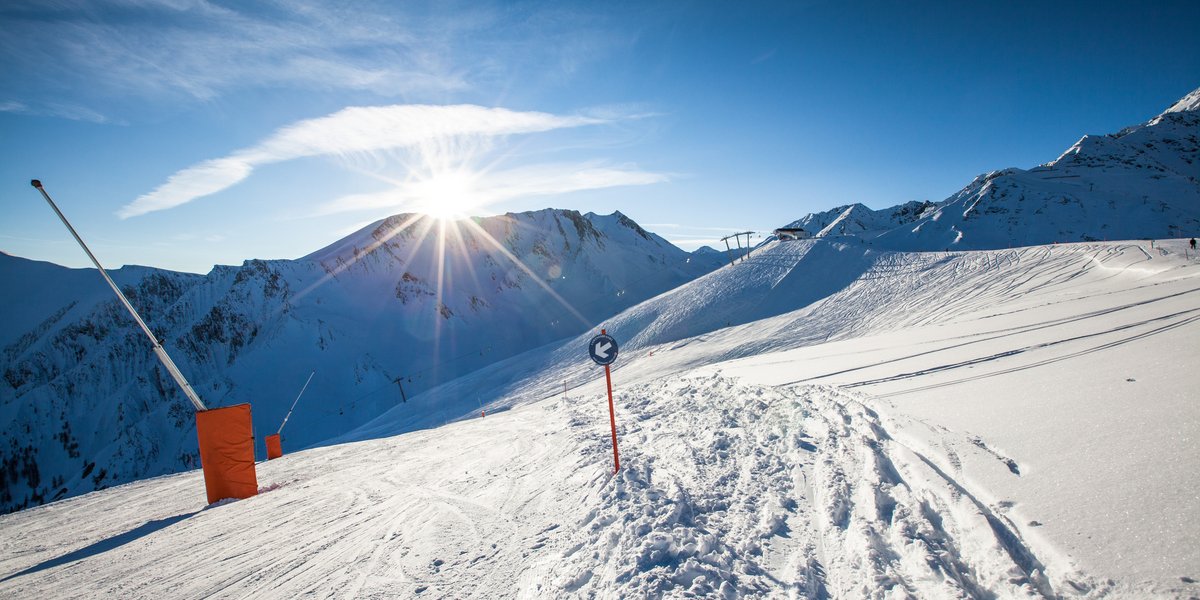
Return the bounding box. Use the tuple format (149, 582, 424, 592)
(265, 433, 282, 460)
(195, 404, 258, 504)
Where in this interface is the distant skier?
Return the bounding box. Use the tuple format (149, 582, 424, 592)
(1191, 238, 1197, 251)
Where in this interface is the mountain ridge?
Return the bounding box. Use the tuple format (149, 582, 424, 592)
(782, 85, 1200, 249)
(0, 209, 721, 513)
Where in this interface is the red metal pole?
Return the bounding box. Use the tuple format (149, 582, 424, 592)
(602, 328, 620, 474)
(604, 363, 619, 474)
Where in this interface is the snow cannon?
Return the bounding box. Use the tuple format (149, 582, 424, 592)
(31, 179, 258, 506)
(196, 405, 259, 503)
(266, 370, 315, 460)
(265, 434, 283, 460)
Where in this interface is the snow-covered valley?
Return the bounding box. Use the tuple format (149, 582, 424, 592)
(2, 236, 1197, 598)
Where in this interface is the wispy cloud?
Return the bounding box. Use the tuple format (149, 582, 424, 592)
(0, 0, 473, 109)
(118, 104, 607, 218)
(751, 48, 779, 65)
(317, 161, 670, 216)
(0, 1, 642, 118)
(0, 99, 113, 123)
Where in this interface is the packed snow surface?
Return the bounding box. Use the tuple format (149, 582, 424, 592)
(2, 237, 1197, 599)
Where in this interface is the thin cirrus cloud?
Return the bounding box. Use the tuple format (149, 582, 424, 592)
(117, 104, 618, 219)
(0, 99, 112, 124)
(316, 161, 671, 216)
(0, 0, 473, 107)
(1, 1, 633, 120)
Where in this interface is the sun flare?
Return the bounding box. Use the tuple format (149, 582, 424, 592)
(413, 170, 482, 221)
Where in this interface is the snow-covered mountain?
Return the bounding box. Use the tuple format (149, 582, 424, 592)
(323, 236, 1199, 597)
(3, 88, 1199, 597)
(785, 86, 1200, 249)
(4, 237, 1195, 598)
(0, 209, 721, 514)
(782, 200, 937, 239)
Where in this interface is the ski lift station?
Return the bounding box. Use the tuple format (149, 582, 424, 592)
(773, 227, 810, 240)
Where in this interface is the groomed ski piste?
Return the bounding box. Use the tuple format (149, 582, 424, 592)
(1, 237, 1197, 599)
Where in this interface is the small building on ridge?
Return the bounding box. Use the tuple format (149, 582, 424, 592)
(773, 227, 810, 241)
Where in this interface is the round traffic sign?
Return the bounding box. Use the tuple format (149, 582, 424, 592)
(588, 334, 618, 366)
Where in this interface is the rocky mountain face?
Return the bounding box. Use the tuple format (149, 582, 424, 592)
(782, 201, 938, 239)
(0, 209, 721, 513)
(784, 86, 1200, 250)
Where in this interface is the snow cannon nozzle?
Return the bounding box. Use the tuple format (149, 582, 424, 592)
(31, 179, 42, 188)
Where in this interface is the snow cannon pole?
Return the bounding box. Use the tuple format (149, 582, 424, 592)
(266, 370, 314, 460)
(31, 179, 257, 505)
(277, 370, 315, 435)
(31, 180, 206, 412)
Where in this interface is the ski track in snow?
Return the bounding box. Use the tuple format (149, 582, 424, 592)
(0, 406, 589, 599)
(2, 239, 1197, 598)
(534, 376, 1099, 599)
(1, 375, 1094, 599)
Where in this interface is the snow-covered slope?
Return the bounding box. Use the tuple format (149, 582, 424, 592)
(2, 237, 1195, 598)
(0, 209, 719, 514)
(341, 236, 1200, 597)
(787, 86, 1200, 250)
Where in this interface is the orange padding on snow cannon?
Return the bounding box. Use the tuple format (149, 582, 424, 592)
(196, 403, 258, 505)
(265, 433, 282, 460)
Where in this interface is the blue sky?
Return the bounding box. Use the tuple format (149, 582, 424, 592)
(1, 0, 1197, 273)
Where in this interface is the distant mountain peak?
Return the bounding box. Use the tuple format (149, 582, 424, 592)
(0, 206, 728, 514)
(1162, 86, 1200, 115)
(782, 84, 1200, 251)
(782, 201, 933, 241)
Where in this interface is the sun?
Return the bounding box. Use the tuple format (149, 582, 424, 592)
(412, 169, 482, 221)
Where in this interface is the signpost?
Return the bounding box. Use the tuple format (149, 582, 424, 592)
(588, 329, 620, 473)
